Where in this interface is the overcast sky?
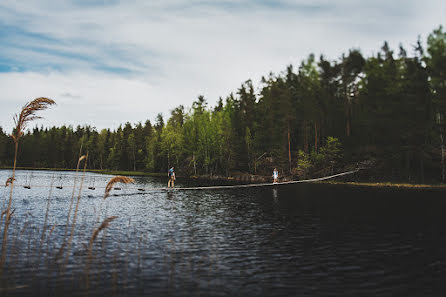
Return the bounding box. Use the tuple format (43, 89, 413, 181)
(0, 0, 445, 133)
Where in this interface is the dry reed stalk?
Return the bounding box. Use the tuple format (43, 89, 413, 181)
(45, 225, 57, 266)
(103, 176, 134, 200)
(56, 153, 86, 260)
(88, 216, 118, 251)
(1, 209, 15, 221)
(48, 224, 56, 238)
(137, 236, 142, 273)
(4, 177, 15, 187)
(39, 175, 55, 260)
(112, 248, 119, 296)
(0, 284, 29, 292)
(26, 223, 34, 266)
(11, 97, 56, 142)
(62, 153, 88, 267)
(9, 220, 30, 271)
(124, 218, 132, 292)
(65, 147, 84, 237)
(94, 175, 133, 227)
(85, 216, 118, 290)
(0, 97, 55, 272)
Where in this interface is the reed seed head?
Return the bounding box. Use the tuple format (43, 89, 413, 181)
(5, 177, 15, 187)
(103, 176, 134, 199)
(12, 97, 56, 143)
(90, 216, 118, 245)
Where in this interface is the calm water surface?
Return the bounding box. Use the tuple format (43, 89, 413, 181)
(1, 169, 446, 296)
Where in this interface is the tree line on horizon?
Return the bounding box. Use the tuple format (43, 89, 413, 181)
(1, 26, 446, 183)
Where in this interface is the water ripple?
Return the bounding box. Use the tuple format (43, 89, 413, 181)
(1, 169, 446, 296)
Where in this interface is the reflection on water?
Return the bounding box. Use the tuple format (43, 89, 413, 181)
(167, 191, 175, 200)
(1, 169, 446, 296)
(272, 188, 278, 201)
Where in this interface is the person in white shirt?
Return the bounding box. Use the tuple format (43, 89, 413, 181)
(272, 168, 279, 184)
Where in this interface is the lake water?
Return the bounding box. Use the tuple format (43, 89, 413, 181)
(1, 169, 446, 296)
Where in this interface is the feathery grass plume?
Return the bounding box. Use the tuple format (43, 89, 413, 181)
(85, 216, 118, 290)
(103, 176, 134, 199)
(88, 216, 118, 251)
(5, 177, 15, 187)
(1, 97, 55, 271)
(11, 97, 56, 143)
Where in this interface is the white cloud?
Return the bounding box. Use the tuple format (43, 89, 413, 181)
(0, 71, 165, 131)
(0, 0, 445, 133)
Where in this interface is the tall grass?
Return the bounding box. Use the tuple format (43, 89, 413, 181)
(1, 97, 55, 271)
(63, 153, 88, 266)
(56, 154, 87, 261)
(0, 101, 148, 297)
(65, 146, 85, 236)
(85, 215, 118, 289)
(0, 168, 203, 296)
(103, 176, 135, 200)
(0, 98, 157, 295)
(39, 174, 55, 259)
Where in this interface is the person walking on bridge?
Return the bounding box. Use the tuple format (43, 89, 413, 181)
(272, 168, 279, 184)
(168, 167, 176, 188)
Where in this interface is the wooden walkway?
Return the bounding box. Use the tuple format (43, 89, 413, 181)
(11, 169, 360, 192)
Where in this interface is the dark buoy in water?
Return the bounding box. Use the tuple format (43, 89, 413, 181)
(137, 188, 145, 192)
(24, 172, 32, 189)
(88, 177, 96, 190)
(56, 176, 63, 189)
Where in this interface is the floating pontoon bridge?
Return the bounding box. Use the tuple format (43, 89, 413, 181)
(8, 169, 360, 192)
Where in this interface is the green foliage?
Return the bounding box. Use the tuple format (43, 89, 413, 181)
(1, 27, 445, 182)
(426, 26, 446, 110)
(319, 137, 342, 174)
(320, 137, 342, 163)
(296, 150, 312, 178)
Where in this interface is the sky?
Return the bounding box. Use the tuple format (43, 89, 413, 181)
(0, 0, 445, 133)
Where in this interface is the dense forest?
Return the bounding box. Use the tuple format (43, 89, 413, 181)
(1, 26, 446, 183)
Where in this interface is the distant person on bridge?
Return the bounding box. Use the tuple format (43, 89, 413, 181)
(272, 168, 279, 184)
(168, 167, 176, 188)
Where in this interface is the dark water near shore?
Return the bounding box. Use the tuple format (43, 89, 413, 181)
(1, 169, 446, 296)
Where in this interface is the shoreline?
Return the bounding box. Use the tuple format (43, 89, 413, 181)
(0, 166, 165, 177)
(191, 174, 446, 190)
(323, 181, 446, 190)
(2, 166, 445, 189)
